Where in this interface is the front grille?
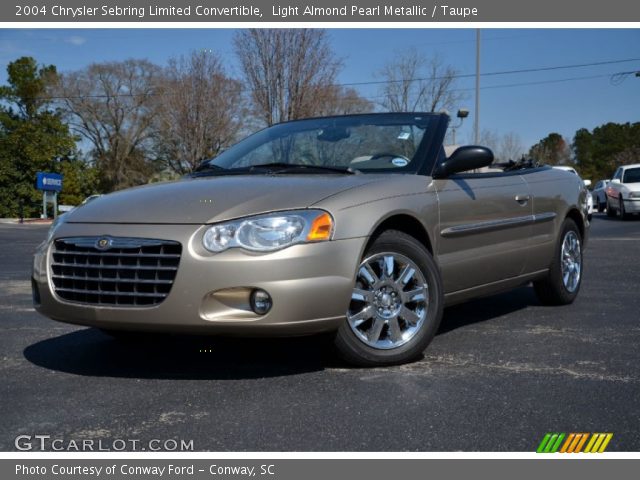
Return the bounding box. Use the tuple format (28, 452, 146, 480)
(51, 237, 182, 307)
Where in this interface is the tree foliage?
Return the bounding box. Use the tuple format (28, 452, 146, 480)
(474, 129, 524, 162)
(234, 29, 346, 126)
(0, 57, 77, 217)
(312, 86, 373, 117)
(573, 122, 640, 180)
(498, 132, 525, 162)
(57, 158, 99, 206)
(152, 51, 245, 174)
(377, 49, 463, 113)
(530, 124, 640, 180)
(528, 133, 571, 166)
(56, 59, 162, 192)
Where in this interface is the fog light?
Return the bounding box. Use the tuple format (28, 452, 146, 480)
(250, 289, 272, 315)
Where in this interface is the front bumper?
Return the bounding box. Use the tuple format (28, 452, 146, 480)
(623, 197, 640, 213)
(33, 222, 366, 336)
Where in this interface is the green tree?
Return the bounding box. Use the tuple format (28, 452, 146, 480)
(528, 133, 571, 166)
(573, 122, 640, 180)
(0, 57, 77, 217)
(57, 158, 99, 206)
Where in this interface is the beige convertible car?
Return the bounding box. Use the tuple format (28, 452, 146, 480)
(33, 113, 589, 366)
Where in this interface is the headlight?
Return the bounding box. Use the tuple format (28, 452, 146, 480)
(629, 191, 640, 198)
(202, 210, 334, 253)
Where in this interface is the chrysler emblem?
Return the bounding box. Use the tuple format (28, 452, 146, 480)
(95, 237, 112, 250)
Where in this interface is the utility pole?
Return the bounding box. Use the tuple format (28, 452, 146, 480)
(474, 29, 480, 144)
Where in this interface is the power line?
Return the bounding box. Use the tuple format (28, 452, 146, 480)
(462, 72, 635, 92)
(18, 58, 640, 101)
(479, 74, 622, 90)
(340, 57, 640, 87)
(357, 71, 637, 102)
(610, 70, 640, 86)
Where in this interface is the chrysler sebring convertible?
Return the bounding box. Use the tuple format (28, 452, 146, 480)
(33, 113, 589, 366)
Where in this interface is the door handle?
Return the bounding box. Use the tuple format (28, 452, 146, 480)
(515, 194, 530, 205)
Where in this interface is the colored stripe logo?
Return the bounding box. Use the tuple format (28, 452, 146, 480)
(537, 433, 613, 453)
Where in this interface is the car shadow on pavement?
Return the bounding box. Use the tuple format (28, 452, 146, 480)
(23, 328, 337, 379)
(593, 214, 640, 222)
(24, 286, 540, 379)
(438, 285, 540, 335)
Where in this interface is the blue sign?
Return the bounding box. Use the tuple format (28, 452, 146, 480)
(36, 172, 63, 192)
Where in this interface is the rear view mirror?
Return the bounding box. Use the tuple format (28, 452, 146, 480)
(433, 146, 494, 178)
(583, 179, 592, 187)
(317, 127, 350, 142)
(611, 178, 621, 184)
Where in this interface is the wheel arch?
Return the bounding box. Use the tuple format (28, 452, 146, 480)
(565, 207, 585, 241)
(364, 213, 434, 255)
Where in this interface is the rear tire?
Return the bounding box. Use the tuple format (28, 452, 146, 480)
(597, 201, 605, 213)
(533, 218, 583, 306)
(334, 230, 443, 367)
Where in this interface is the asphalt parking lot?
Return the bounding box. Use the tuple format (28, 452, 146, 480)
(1, 215, 639, 452)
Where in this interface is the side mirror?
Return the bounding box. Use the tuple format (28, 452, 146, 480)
(433, 146, 494, 178)
(611, 178, 621, 184)
(583, 179, 592, 187)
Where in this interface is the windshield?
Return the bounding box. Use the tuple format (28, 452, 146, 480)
(199, 114, 440, 175)
(623, 167, 640, 184)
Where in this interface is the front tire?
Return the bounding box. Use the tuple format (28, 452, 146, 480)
(334, 230, 444, 367)
(619, 196, 629, 220)
(606, 197, 616, 217)
(533, 218, 583, 306)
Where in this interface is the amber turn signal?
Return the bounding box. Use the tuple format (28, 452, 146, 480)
(307, 212, 334, 242)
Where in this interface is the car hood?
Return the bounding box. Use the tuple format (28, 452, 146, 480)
(65, 175, 386, 224)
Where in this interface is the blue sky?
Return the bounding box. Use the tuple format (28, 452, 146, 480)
(0, 28, 638, 149)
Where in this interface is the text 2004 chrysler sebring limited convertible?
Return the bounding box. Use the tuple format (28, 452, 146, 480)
(33, 113, 590, 366)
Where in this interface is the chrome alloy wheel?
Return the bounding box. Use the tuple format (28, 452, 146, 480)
(347, 252, 429, 350)
(561, 230, 582, 293)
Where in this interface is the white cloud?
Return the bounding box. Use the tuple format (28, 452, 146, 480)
(65, 36, 86, 46)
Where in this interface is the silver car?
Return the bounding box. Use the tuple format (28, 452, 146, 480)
(33, 113, 589, 366)
(592, 180, 610, 213)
